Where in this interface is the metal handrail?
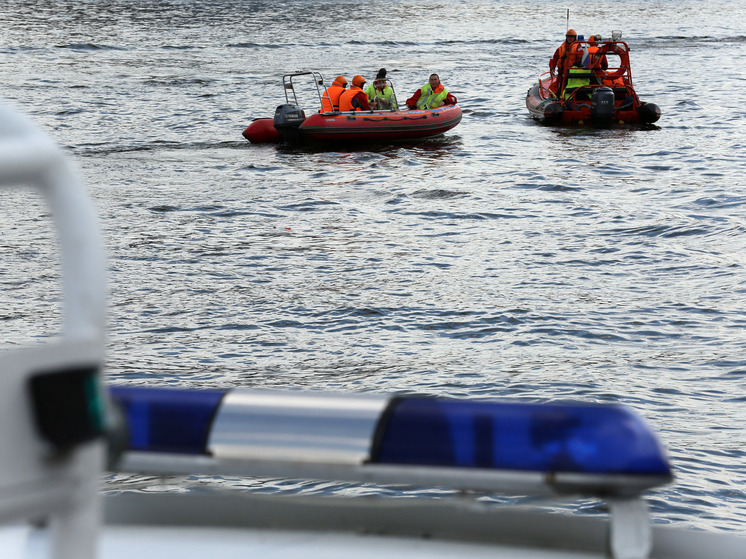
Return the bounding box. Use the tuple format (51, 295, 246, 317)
(0, 101, 106, 559)
(282, 71, 325, 111)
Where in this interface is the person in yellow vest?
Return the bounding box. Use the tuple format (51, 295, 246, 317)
(405, 73, 449, 110)
(338, 75, 372, 112)
(365, 68, 398, 110)
(320, 75, 348, 113)
(562, 63, 593, 100)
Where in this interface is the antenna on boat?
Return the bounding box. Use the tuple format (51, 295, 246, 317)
(566, 8, 570, 31)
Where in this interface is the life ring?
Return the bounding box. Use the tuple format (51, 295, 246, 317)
(596, 42, 627, 56)
(603, 65, 628, 80)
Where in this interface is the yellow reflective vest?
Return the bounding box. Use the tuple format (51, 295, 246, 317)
(416, 83, 448, 109)
(563, 67, 593, 100)
(365, 83, 398, 110)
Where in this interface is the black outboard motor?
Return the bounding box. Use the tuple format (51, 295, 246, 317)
(590, 86, 615, 123)
(273, 104, 306, 144)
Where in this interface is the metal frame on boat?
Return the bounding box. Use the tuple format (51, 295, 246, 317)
(0, 101, 107, 559)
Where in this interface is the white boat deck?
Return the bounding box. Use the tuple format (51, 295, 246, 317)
(3, 490, 744, 559)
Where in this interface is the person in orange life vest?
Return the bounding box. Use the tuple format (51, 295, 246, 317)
(587, 34, 608, 72)
(338, 75, 372, 112)
(549, 29, 582, 93)
(320, 75, 348, 112)
(549, 29, 581, 75)
(406, 73, 449, 109)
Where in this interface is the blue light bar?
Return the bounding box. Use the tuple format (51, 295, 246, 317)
(109, 387, 672, 494)
(110, 386, 225, 454)
(371, 398, 671, 477)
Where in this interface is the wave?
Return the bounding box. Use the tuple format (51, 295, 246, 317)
(54, 43, 127, 51)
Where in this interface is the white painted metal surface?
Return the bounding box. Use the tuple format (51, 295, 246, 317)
(0, 101, 106, 559)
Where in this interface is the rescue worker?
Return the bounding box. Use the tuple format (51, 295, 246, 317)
(338, 75, 372, 112)
(406, 73, 449, 110)
(562, 63, 593, 101)
(549, 29, 582, 93)
(587, 34, 608, 71)
(366, 68, 398, 110)
(320, 75, 348, 113)
(549, 29, 582, 74)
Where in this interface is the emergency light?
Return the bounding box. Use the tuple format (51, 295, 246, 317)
(109, 387, 672, 496)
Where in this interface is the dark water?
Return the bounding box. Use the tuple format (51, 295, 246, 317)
(2, 0, 745, 534)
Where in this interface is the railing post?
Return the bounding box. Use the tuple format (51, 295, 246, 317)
(609, 497, 653, 559)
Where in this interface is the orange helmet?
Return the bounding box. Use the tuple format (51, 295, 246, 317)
(333, 75, 348, 86)
(566, 29, 577, 37)
(352, 75, 366, 87)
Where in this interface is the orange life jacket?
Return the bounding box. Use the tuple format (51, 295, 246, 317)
(587, 45, 609, 72)
(555, 41, 582, 74)
(338, 86, 364, 112)
(602, 76, 626, 87)
(320, 83, 346, 112)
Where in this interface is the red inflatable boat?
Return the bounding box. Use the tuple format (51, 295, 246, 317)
(526, 34, 660, 126)
(243, 72, 462, 145)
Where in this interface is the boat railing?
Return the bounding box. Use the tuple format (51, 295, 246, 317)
(538, 38, 636, 100)
(282, 71, 326, 111)
(537, 70, 555, 97)
(0, 101, 107, 559)
(369, 79, 401, 112)
(539, 69, 636, 104)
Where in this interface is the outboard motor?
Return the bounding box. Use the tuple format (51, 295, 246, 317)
(273, 103, 306, 144)
(590, 86, 615, 123)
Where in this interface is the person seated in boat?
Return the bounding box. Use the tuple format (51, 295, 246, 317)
(320, 75, 348, 113)
(366, 68, 398, 110)
(562, 62, 595, 101)
(549, 29, 582, 93)
(338, 75, 372, 112)
(406, 73, 449, 109)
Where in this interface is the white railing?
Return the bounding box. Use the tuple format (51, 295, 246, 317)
(0, 101, 106, 559)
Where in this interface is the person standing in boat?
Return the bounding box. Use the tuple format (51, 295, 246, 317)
(586, 35, 608, 71)
(406, 74, 449, 109)
(339, 75, 372, 112)
(366, 68, 398, 110)
(320, 75, 348, 113)
(549, 29, 582, 93)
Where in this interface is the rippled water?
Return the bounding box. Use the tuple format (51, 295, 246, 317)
(2, 0, 745, 534)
